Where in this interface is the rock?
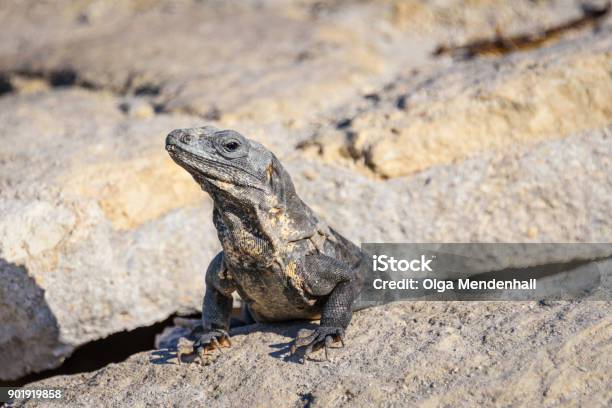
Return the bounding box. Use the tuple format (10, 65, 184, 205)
(0, 86, 333, 380)
(292, 126, 612, 244)
(0, 0, 596, 125)
(0, 89, 219, 380)
(1, 86, 609, 380)
(0, 0, 388, 125)
(20, 290, 611, 407)
(0, 193, 221, 380)
(0, 259, 63, 380)
(293, 125, 612, 290)
(1, 0, 610, 384)
(384, 0, 586, 41)
(303, 30, 612, 177)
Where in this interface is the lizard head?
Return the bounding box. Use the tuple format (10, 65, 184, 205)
(165, 126, 297, 208)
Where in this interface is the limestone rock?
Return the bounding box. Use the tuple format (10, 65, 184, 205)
(20, 292, 611, 407)
(0, 0, 610, 385)
(0, 87, 316, 380)
(0, 0, 595, 126)
(303, 31, 612, 178)
(0, 0, 388, 125)
(292, 126, 612, 244)
(1, 89, 610, 380)
(0, 90, 218, 380)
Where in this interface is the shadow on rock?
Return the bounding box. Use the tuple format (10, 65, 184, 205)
(151, 319, 320, 365)
(0, 258, 64, 383)
(149, 349, 178, 365)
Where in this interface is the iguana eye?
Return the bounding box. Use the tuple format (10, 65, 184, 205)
(213, 130, 249, 158)
(181, 134, 193, 144)
(225, 141, 239, 151)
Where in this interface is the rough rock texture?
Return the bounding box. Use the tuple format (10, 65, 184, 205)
(291, 126, 612, 244)
(0, 0, 599, 124)
(2, 93, 609, 378)
(0, 0, 610, 390)
(0, 0, 390, 125)
(20, 293, 612, 407)
(301, 31, 612, 177)
(0, 90, 218, 379)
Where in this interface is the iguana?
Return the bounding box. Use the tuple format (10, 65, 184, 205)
(165, 126, 367, 362)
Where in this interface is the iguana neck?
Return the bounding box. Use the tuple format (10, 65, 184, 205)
(209, 183, 321, 250)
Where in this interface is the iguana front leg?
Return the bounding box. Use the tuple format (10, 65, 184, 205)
(189, 252, 236, 362)
(291, 254, 358, 362)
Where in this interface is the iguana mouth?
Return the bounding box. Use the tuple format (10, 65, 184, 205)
(167, 142, 266, 192)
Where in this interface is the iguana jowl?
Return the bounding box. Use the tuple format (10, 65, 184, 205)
(165, 126, 366, 361)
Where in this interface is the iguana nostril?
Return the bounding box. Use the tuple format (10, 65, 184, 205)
(165, 133, 177, 151)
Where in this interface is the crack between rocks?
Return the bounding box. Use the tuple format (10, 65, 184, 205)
(432, 1, 611, 60)
(0, 255, 607, 388)
(0, 313, 196, 388)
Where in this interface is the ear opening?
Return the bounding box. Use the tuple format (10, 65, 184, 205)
(267, 154, 296, 205)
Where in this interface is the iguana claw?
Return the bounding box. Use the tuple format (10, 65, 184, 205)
(290, 326, 345, 363)
(176, 329, 231, 365)
(194, 329, 232, 363)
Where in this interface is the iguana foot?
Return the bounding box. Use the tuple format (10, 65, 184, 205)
(290, 326, 345, 363)
(194, 329, 232, 364)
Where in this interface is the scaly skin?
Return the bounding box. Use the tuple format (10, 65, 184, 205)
(166, 126, 367, 362)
